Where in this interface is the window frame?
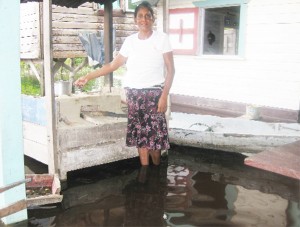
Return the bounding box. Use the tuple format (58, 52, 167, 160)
(193, 0, 248, 57)
(168, 8, 199, 55)
(123, 0, 137, 12)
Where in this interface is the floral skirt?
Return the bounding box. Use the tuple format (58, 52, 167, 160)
(125, 88, 170, 151)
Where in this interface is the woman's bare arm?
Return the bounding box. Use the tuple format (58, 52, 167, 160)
(74, 54, 127, 87)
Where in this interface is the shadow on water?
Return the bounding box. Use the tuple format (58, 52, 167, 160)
(10, 145, 300, 227)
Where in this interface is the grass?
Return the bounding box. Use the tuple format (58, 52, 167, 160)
(21, 76, 41, 96)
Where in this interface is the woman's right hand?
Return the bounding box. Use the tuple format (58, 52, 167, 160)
(74, 76, 88, 88)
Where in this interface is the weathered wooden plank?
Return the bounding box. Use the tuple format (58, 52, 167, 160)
(58, 139, 137, 180)
(20, 37, 39, 46)
(28, 60, 42, 82)
(26, 195, 63, 207)
(21, 44, 40, 52)
(20, 1, 41, 60)
(52, 5, 96, 15)
(248, 14, 300, 24)
(52, 21, 100, 29)
(23, 139, 48, 164)
(20, 0, 137, 61)
(20, 52, 41, 59)
(20, 12, 39, 23)
(113, 16, 135, 24)
(26, 174, 53, 188)
(20, 1, 40, 16)
(23, 121, 47, 145)
(115, 30, 137, 37)
(53, 43, 84, 51)
(20, 54, 41, 61)
(20, 46, 40, 54)
(20, 11, 39, 18)
(247, 24, 300, 38)
(20, 28, 39, 37)
(250, 0, 300, 5)
(53, 12, 102, 23)
(22, 96, 47, 125)
(58, 122, 127, 150)
(97, 9, 129, 17)
(113, 23, 138, 31)
(53, 51, 87, 58)
(20, 10, 39, 18)
(43, 0, 59, 175)
(20, 23, 39, 32)
(247, 43, 300, 54)
(78, 2, 94, 8)
(245, 141, 300, 180)
(20, 48, 40, 56)
(247, 29, 300, 43)
(0, 179, 30, 194)
(249, 2, 300, 14)
(0, 200, 27, 218)
(53, 36, 82, 44)
(52, 28, 98, 36)
(20, 29, 40, 37)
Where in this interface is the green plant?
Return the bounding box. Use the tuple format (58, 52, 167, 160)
(21, 76, 41, 96)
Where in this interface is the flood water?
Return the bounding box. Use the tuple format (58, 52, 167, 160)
(12, 145, 300, 227)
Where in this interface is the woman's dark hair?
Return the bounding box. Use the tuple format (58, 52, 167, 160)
(134, 1, 154, 19)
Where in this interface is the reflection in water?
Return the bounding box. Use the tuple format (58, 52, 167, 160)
(164, 165, 239, 226)
(123, 165, 167, 226)
(14, 146, 300, 227)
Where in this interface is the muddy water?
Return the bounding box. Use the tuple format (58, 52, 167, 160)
(14, 146, 300, 227)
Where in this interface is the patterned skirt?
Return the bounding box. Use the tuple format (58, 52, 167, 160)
(125, 88, 170, 151)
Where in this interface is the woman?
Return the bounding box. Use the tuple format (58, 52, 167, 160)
(74, 1, 175, 166)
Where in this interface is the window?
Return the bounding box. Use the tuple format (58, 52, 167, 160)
(203, 6, 240, 55)
(194, 0, 247, 56)
(169, 8, 199, 55)
(123, 0, 137, 12)
(99, 0, 137, 12)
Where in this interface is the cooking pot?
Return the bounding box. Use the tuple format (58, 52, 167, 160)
(54, 80, 71, 96)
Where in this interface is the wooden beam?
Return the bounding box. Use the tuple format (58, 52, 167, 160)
(0, 200, 27, 218)
(43, 0, 58, 175)
(103, 1, 113, 90)
(0, 179, 30, 194)
(28, 60, 41, 82)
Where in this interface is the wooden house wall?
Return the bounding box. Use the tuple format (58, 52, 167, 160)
(20, 2, 138, 60)
(20, 2, 41, 59)
(52, 2, 100, 58)
(162, 0, 300, 112)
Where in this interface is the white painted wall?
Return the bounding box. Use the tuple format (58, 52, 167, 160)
(158, 0, 300, 110)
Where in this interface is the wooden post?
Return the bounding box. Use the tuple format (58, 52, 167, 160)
(162, 0, 172, 124)
(297, 100, 300, 123)
(103, 1, 114, 90)
(0, 0, 27, 224)
(43, 0, 58, 175)
(163, 0, 169, 33)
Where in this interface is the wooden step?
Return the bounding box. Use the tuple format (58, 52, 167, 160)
(244, 140, 300, 180)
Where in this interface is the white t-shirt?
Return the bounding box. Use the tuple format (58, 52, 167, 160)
(119, 31, 172, 89)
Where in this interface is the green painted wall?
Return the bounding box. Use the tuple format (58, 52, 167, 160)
(0, 0, 27, 224)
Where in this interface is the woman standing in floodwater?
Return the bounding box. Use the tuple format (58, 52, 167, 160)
(74, 1, 175, 166)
